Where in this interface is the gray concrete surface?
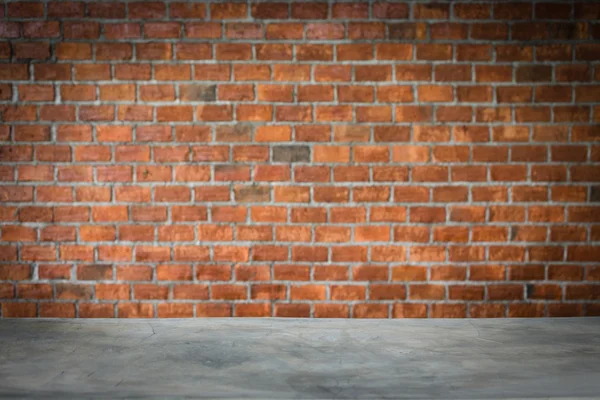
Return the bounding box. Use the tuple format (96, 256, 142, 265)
(0, 319, 598, 399)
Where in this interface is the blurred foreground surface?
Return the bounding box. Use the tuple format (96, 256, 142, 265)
(0, 318, 599, 399)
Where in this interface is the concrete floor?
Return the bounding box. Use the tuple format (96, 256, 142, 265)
(0, 319, 598, 399)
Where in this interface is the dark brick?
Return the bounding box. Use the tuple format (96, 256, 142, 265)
(216, 123, 253, 142)
(388, 23, 423, 40)
(272, 146, 310, 163)
(77, 264, 113, 280)
(591, 186, 600, 203)
(516, 66, 552, 82)
(234, 185, 271, 202)
(56, 284, 93, 300)
(526, 284, 534, 299)
(180, 84, 216, 102)
(552, 23, 588, 40)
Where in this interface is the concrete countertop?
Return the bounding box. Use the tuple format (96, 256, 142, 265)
(0, 318, 599, 399)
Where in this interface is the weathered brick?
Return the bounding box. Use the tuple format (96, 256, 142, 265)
(272, 146, 310, 163)
(179, 84, 217, 102)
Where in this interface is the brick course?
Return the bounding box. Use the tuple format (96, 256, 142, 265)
(0, 0, 599, 318)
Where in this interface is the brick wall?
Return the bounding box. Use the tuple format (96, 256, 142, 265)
(0, 0, 599, 319)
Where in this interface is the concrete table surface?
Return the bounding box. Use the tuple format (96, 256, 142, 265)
(0, 319, 599, 399)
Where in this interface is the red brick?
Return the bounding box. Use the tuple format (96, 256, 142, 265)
(80, 226, 116, 242)
(452, 3, 490, 18)
(78, 106, 113, 122)
(117, 266, 154, 281)
(351, 304, 386, 318)
(0, 64, 29, 81)
(410, 246, 446, 262)
(306, 23, 345, 41)
(103, 23, 139, 40)
(16, 283, 52, 300)
(72, 65, 108, 81)
(7, 2, 43, 17)
(2, 303, 37, 318)
(56, 283, 93, 301)
(414, 3, 449, 19)
(143, 22, 180, 39)
(156, 264, 193, 281)
(372, 2, 409, 18)
(40, 226, 76, 242)
(428, 266, 465, 282)
(375, 44, 413, 61)
(0, 85, 11, 101)
(168, 2, 205, 17)
(210, 284, 246, 300)
(431, 304, 467, 319)
(234, 264, 269, 282)
(519, 237, 556, 259)
(429, 22, 467, 40)
(469, 304, 505, 318)
(489, 246, 527, 262)
(173, 284, 209, 301)
(448, 284, 483, 301)
(394, 106, 433, 124)
(409, 284, 445, 300)
(196, 304, 231, 317)
(233, 304, 269, 317)
(548, 304, 583, 317)
(38, 303, 75, 318)
(330, 246, 366, 262)
(60, 85, 96, 101)
(57, 166, 93, 182)
(154, 186, 190, 202)
(0, 22, 19, 39)
(63, 22, 99, 39)
(97, 284, 130, 300)
(134, 284, 169, 301)
(112, 65, 148, 81)
(38, 106, 76, 122)
(78, 303, 113, 318)
(348, 22, 385, 40)
(392, 303, 427, 318)
(118, 303, 153, 318)
(273, 304, 309, 318)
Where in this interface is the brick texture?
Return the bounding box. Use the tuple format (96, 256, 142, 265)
(0, 0, 599, 319)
